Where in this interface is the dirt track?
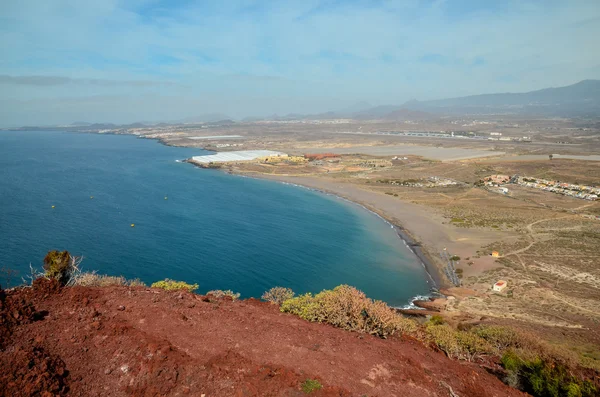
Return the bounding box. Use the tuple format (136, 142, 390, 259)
(1, 280, 524, 396)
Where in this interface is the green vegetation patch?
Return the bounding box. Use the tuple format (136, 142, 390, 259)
(206, 289, 241, 300)
(262, 287, 295, 305)
(301, 379, 322, 394)
(280, 285, 417, 338)
(151, 279, 198, 292)
(425, 323, 491, 362)
(501, 350, 597, 397)
(43, 250, 73, 284)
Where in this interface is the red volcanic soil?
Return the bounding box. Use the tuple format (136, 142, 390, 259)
(0, 280, 525, 397)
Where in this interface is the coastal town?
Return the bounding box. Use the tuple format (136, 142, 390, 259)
(482, 174, 599, 201)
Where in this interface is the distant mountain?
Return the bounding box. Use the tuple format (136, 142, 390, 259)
(402, 80, 600, 116)
(337, 101, 373, 114)
(306, 104, 435, 121)
(177, 113, 232, 123)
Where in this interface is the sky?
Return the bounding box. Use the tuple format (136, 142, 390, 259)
(1, 0, 599, 126)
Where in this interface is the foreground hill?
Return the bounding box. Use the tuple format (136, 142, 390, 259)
(0, 280, 523, 396)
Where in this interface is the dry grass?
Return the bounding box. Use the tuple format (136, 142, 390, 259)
(74, 272, 146, 287)
(280, 285, 418, 338)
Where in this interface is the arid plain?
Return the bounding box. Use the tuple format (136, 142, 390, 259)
(115, 115, 600, 368)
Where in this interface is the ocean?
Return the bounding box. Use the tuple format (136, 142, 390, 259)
(0, 130, 432, 307)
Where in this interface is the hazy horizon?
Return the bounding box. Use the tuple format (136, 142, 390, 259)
(1, 0, 600, 126)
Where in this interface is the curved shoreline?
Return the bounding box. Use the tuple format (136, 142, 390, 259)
(267, 177, 443, 290)
(229, 172, 445, 307)
(185, 160, 447, 292)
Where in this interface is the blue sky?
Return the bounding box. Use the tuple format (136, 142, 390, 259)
(1, 0, 599, 125)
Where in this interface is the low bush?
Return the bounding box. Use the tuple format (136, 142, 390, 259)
(43, 250, 80, 285)
(262, 287, 294, 305)
(280, 285, 417, 338)
(474, 325, 521, 354)
(501, 350, 597, 397)
(429, 315, 445, 325)
(75, 273, 127, 287)
(128, 278, 147, 287)
(301, 379, 322, 394)
(207, 289, 241, 300)
(425, 323, 491, 362)
(475, 325, 579, 367)
(151, 279, 198, 292)
(74, 273, 147, 287)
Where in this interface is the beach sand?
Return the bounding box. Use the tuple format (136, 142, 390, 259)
(232, 172, 512, 288)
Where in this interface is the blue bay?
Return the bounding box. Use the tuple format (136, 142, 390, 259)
(0, 130, 431, 307)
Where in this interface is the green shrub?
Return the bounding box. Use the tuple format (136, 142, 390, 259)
(151, 279, 198, 292)
(74, 273, 147, 287)
(75, 273, 127, 287)
(207, 289, 241, 300)
(429, 315, 445, 325)
(500, 350, 598, 397)
(426, 324, 491, 362)
(280, 285, 417, 338)
(301, 379, 322, 394)
(128, 278, 147, 287)
(43, 250, 73, 284)
(262, 287, 295, 305)
(474, 325, 521, 353)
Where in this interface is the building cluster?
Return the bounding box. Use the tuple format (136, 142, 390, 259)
(515, 176, 599, 201)
(483, 175, 511, 186)
(357, 159, 392, 168)
(486, 132, 531, 142)
(377, 176, 460, 188)
(257, 119, 352, 125)
(260, 154, 307, 164)
(214, 143, 244, 148)
(481, 174, 599, 200)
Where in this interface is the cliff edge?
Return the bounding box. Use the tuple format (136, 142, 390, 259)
(1, 279, 524, 396)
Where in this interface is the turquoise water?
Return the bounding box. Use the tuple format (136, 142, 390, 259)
(0, 130, 432, 306)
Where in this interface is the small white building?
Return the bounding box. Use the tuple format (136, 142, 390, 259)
(493, 280, 507, 292)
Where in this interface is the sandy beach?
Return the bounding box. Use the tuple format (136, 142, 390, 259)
(229, 171, 512, 288)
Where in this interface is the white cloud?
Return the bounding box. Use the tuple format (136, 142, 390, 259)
(0, 0, 599, 124)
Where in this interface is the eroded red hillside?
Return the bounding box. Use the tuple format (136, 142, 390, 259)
(0, 280, 525, 396)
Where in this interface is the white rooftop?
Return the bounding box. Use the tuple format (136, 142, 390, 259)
(188, 135, 244, 140)
(191, 150, 286, 164)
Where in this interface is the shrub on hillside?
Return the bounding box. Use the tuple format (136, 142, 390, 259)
(428, 315, 445, 325)
(474, 325, 522, 353)
(151, 279, 198, 292)
(425, 323, 491, 362)
(262, 287, 295, 305)
(207, 289, 241, 300)
(501, 350, 597, 397)
(301, 379, 322, 394)
(43, 250, 82, 286)
(474, 325, 579, 367)
(74, 273, 147, 287)
(75, 273, 127, 287)
(128, 278, 147, 287)
(280, 285, 417, 338)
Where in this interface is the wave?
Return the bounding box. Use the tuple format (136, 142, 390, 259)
(395, 293, 440, 310)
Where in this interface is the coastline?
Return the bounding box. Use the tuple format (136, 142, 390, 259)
(197, 165, 451, 290)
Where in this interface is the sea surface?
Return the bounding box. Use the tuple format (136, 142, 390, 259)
(0, 130, 432, 307)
